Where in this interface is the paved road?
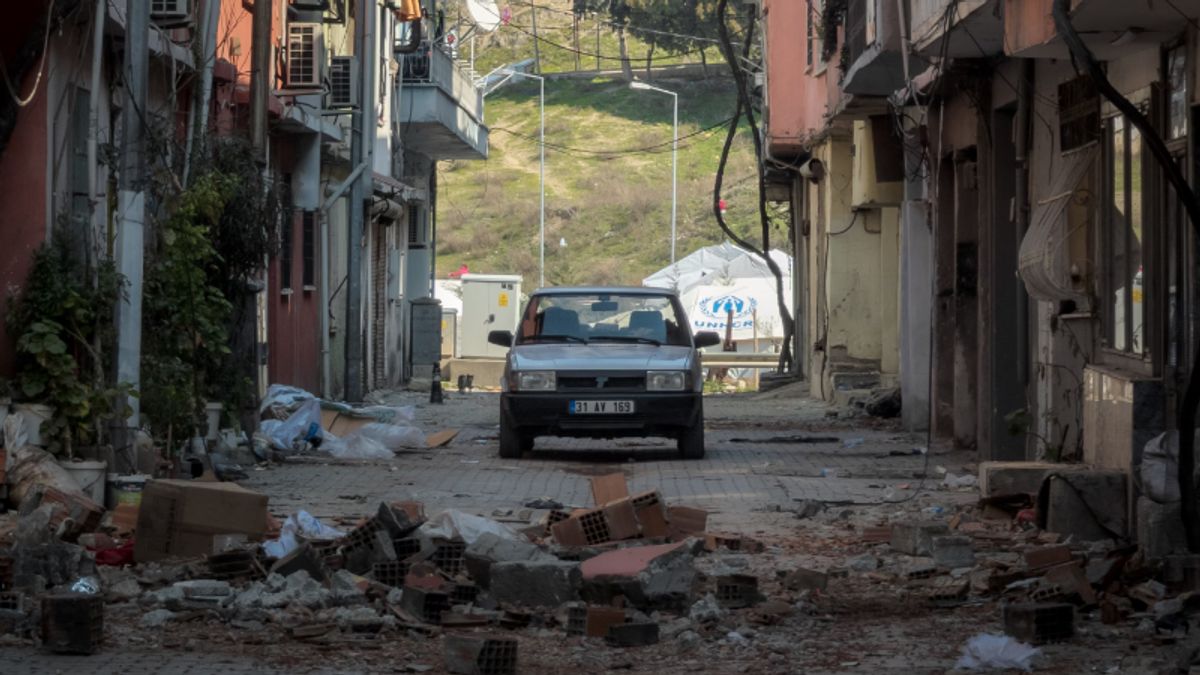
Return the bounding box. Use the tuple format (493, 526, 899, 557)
(244, 392, 969, 523)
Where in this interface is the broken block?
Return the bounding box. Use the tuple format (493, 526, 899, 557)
(1044, 470, 1127, 540)
(667, 506, 708, 539)
(580, 542, 697, 610)
(890, 522, 949, 556)
(1003, 602, 1074, 644)
(490, 560, 581, 607)
(606, 621, 659, 647)
(1162, 555, 1200, 594)
(1024, 545, 1073, 571)
(1042, 563, 1096, 605)
(631, 491, 669, 538)
(464, 532, 553, 589)
(602, 498, 641, 541)
(714, 574, 760, 609)
(430, 539, 467, 576)
(270, 543, 328, 582)
(399, 586, 451, 624)
(591, 473, 630, 505)
(566, 604, 627, 638)
(782, 567, 828, 592)
(930, 535, 975, 569)
(444, 633, 518, 675)
(40, 593, 103, 654)
(978, 461, 1062, 497)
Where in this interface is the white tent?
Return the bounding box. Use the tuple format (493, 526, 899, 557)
(643, 242, 793, 341)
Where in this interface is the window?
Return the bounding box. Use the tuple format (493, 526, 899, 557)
(810, 1, 826, 72)
(1168, 45, 1188, 141)
(806, 1, 813, 67)
(280, 174, 294, 293)
(302, 210, 315, 289)
(1103, 115, 1148, 356)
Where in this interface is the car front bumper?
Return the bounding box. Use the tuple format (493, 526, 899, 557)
(501, 391, 702, 438)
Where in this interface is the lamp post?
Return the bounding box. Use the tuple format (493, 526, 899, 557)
(630, 81, 678, 265)
(493, 69, 545, 288)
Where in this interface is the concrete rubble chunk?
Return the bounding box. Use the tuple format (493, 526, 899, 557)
(930, 535, 975, 569)
(443, 633, 518, 675)
(782, 567, 828, 592)
(491, 560, 581, 608)
(1044, 470, 1127, 541)
(261, 570, 331, 609)
(330, 570, 369, 606)
(847, 554, 879, 572)
(1137, 497, 1189, 561)
(688, 593, 727, 624)
(270, 542, 328, 582)
(580, 541, 698, 610)
(890, 522, 949, 556)
(174, 579, 233, 598)
(463, 532, 554, 589)
(978, 461, 1062, 497)
(140, 608, 178, 628)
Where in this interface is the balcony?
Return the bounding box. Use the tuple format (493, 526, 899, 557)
(841, 0, 907, 97)
(910, 0, 1004, 58)
(399, 44, 489, 160)
(1005, 0, 1200, 59)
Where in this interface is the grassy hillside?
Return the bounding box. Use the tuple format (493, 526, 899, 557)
(436, 2, 764, 289)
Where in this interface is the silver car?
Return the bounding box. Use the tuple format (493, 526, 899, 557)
(487, 287, 721, 459)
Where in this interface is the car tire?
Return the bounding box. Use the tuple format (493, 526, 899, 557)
(499, 417, 525, 459)
(678, 419, 705, 459)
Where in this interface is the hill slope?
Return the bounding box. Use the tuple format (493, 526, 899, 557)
(435, 4, 765, 288)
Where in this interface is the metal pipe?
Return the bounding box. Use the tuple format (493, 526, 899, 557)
(87, 0, 104, 250)
(1015, 60, 1032, 395)
(250, 0, 271, 158)
(539, 73, 545, 286)
(184, 0, 219, 187)
(346, 0, 376, 400)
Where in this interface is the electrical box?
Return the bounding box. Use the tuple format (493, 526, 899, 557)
(441, 308, 459, 358)
(459, 274, 522, 358)
(409, 297, 442, 366)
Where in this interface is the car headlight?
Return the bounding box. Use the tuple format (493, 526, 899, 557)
(514, 370, 556, 391)
(646, 371, 687, 391)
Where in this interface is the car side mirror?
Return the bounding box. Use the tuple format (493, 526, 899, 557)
(487, 330, 514, 348)
(693, 331, 721, 349)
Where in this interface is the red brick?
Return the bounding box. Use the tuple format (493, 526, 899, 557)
(667, 506, 707, 539)
(551, 517, 589, 547)
(631, 491, 669, 538)
(585, 606, 627, 637)
(580, 542, 686, 580)
(590, 473, 629, 506)
(1025, 545, 1073, 571)
(602, 497, 640, 541)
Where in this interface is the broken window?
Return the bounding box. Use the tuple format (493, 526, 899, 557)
(1103, 115, 1148, 356)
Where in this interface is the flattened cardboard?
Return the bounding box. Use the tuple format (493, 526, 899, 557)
(134, 479, 268, 562)
(319, 409, 373, 437)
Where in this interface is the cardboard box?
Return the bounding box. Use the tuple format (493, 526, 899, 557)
(134, 480, 268, 562)
(319, 409, 373, 437)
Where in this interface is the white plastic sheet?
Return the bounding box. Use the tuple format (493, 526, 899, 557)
(955, 633, 1039, 672)
(262, 510, 346, 558)
(260, 398, 322, 452)
(418, 510, 523, 544)
(259, 384, 316, 414)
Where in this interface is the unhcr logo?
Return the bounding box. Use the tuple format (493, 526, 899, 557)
(698, 294, 756, 320)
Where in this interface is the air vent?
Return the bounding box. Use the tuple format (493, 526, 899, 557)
(327, 55, 355, 108)
(286, 23, 324, 89)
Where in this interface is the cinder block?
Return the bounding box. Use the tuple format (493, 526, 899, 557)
(1042, 563, 1096, 605)
(591, 473, 629, 505)
(270, 543, 328, 582)
(585, 606, 627, 637)
(979, 461, 1063, 497)
(41, 593, 103, 654)
(606, 621, 659, 647)
(890, 521, 949, 556)
(444, 633, 518, 675)
(399, 586, 450, 624)
(1045, 470, 1127, 541)
(1003, 602, 1074, 644)
(551, 517, 589, 547)
(930, 535, 975, 569)
(715, 574, 759, 609)
(377, 501, 423, 539)
(667, 506, 708, 539)
(1137, 496, 1189, 560)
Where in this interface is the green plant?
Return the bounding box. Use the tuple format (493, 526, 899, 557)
(141, 172, 238, 444)
(7, 234, 129, 455)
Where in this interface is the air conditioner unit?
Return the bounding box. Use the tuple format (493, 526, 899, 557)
(327, 56, 356, 108)
(286, 23, 324, 89)
(151, 0, 191, 27)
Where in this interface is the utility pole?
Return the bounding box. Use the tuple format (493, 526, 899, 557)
(114, 0, 149, 450)
(530, 2, 541, 74)
(572, 13, 580, 71)
(346, 0, 375, 401)
(250, 0, 271, 158)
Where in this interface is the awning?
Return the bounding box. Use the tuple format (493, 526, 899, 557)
(1017, 144, 1098, 302)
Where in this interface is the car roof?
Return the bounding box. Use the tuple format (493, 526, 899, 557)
(530, 286, 678, 297)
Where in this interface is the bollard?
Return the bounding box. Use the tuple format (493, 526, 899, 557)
(431, 364, 444, 404)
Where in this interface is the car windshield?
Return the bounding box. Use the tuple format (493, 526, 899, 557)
(516, 292, 690, 346)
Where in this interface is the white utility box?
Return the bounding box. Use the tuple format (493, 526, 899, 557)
(459, 273, 522, 358)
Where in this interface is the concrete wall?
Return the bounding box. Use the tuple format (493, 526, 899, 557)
(763, 0, 841, 157)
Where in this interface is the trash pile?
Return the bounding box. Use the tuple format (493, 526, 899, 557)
(256, 384, 427, 460)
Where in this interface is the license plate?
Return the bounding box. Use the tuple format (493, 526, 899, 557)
(570, 400, 634, 415)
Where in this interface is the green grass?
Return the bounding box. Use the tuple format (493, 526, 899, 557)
(437, 76, 761, 288)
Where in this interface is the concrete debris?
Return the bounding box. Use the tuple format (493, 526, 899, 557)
(140, 608, 178, 628)
(688, 593, 727, 624)
(491, 560, 581, 607)
(890, 522, 949, 557)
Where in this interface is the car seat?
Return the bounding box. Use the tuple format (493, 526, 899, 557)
(540, 306, 582, 338)
(627, 310, 667, 343)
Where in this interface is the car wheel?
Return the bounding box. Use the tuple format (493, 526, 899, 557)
(499, 417, 524, 459)
(677, 419, 705, 459)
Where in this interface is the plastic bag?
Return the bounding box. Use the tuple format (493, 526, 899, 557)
(262, 510, 345, 558)
(1141, 430, 1193, 504)
(357, 405, 416, 425)
(259, 398, 322, 452)
(70, 576, 101, 594)
(324, 432, 393, 460)
(352, 423, 426, 450)
(258, 383, 317, 415)
(955, 633, 1039, 672)
(418, 510, 523, 544)
(3, 412, 28, 452)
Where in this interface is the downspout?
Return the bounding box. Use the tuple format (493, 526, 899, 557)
(1014, 60, 1033, 407)
(321, 161, 370, 397)
(87, 0, 104, 245)
(183, 0, 219, 187)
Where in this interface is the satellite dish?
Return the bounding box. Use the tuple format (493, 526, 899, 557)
(466, 0, 502, 33)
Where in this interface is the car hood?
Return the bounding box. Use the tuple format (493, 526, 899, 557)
(511, 343, 694, 371)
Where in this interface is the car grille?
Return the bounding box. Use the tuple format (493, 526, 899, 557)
(557, 374, 646, 392)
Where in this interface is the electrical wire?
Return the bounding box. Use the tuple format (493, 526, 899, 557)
(0, 0, 57, 107)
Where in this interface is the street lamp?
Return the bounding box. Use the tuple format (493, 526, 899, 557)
(630, 80, 678, 265)
(495, 69, 546, 288)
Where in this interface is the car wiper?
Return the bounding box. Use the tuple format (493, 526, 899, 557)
(526, 334, 589, 344)
(590, 335, 662, 346)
